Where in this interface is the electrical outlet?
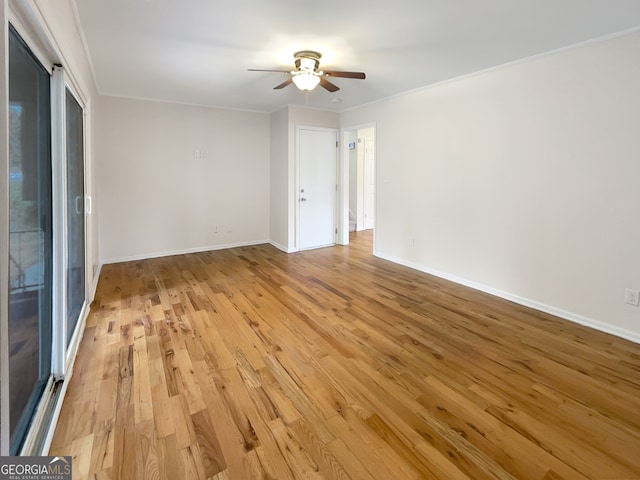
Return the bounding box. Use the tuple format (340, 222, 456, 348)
(624, 288, 640, 306)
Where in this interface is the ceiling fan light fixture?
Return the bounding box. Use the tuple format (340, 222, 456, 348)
(292, 73, 321, 91)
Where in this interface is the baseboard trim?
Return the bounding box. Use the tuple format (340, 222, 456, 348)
(102, 239, 270, 264)
(91, 263, 102, 302)
(375, 251, 640, 345)
(269, 240, 295, 253)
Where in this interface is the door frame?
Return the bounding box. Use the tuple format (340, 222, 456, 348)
(339, 122, 377, 247)
(0, 2, 10, 457)
(53, 68, 90, 376)
(42, 66, 91, 456)
(2, 8, 58, 456)
(295, 126, 339, 251)
(362, 135, 375, 230)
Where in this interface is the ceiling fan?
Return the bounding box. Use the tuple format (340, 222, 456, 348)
(248, 50, 366, 92)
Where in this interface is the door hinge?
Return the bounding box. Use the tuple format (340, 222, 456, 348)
(336, 140, 339, 148)
(335, 228, 338, 234)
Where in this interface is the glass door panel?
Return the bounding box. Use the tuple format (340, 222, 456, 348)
(65, 90, 85, 345)
(8, 24, 52, 454)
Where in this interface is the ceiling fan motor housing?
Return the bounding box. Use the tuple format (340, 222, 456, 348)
(294, 51, 321, 73)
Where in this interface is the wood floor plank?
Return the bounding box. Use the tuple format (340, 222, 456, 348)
(192, 360, 264, 480)
(191, 409, 226, 477)
(50, 231, 640, 479)
(288, 419, 353, 480)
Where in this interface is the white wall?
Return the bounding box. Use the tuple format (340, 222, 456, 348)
(341, 31, 640, 340)
(97, 97, 270, 262)
(269, 107, 289, 251)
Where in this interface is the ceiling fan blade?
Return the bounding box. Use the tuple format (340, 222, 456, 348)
(323, 70, 366, 79)
(274, 78, 293, 90)
(248, 68, 291, 73)
(319, 77, 340, 92)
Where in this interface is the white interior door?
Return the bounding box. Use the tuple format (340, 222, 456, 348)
(363, 137, 375, 230)
(298, 128, 337, 250)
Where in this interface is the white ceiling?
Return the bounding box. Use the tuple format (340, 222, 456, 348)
(74, 0, 640, 113)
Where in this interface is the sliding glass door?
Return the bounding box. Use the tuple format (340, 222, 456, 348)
(8, 24, 53, 454)
(65, 90, 85, 345)
(4, 16, 89, 455)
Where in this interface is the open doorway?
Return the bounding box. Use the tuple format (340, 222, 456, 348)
(342, 124, 375, 248)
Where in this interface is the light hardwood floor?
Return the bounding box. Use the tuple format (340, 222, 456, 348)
(50, 231, 640, 479)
